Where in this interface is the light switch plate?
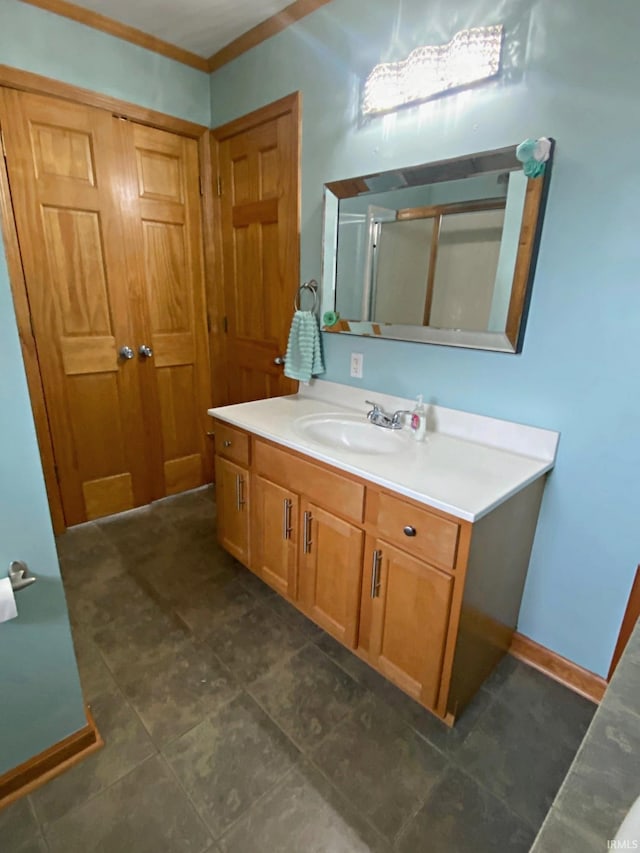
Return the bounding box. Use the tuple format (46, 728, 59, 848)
(350, 352, 364, 379)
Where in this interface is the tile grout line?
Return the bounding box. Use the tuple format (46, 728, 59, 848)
(23, 794, 50, 850)
(240, 648, 427, 851)
(243, 643, 369, 759)
(36, 753, 160, 844)
(391, 762, 451, 851)
(46, 496, 221, 845)
(210, 672, 386, 847)
(302, 746, 396, 849)
(158, 747, 223, 849)
(449, 752, 546, 835)
(312, 635, 461, 760)
(450, 684, 592, 833)
(156, 684, 242, 752)
(214, 764, 300, 848)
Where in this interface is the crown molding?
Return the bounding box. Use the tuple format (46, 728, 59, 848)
(20, 0, 334, 75)
(20, 0, 209, 72)
(206, 0, 333, 73)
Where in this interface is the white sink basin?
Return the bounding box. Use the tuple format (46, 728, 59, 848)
(293, 412, 411, 455)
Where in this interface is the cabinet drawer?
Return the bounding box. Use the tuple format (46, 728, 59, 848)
(254, 439, 365, 524)
(376, 492, 459, 571)
(213, 421, 250, 466)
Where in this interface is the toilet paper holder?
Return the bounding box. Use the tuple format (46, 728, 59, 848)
(8, 560, 37, 592)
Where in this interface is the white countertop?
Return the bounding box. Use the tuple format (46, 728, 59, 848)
(208, 381, 559, 522)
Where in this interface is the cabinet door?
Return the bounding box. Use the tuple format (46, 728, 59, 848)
(252, 475, 298, 598)
(298, 502, 364, 647)
(369, 540, 453, 709)
(215, 457, 250, 565)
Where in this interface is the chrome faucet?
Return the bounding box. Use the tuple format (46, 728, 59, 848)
(365, 401, 411, 430)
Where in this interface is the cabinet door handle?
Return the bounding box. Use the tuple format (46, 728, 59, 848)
(223, 439, 232, 447)
(282, 498, 292, 540)
(403, 525, 416, 537)
(370, 549, 382, 598)
(303, 511, 312, 554)
(235, 474, 246, 511)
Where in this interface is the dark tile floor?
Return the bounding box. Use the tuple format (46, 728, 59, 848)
(1, 487, 596, 853)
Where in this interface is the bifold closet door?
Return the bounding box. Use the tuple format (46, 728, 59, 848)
(116, 122, 212, 498)
(0, 89, 212, 525)
(0, 89, 152, 524)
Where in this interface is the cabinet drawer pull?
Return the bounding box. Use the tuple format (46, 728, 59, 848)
(223, 439, 232, 447)
(303, 511, 313, 554)
(403, 525, 417, 537)
(370, 549, 382, 598)
(235, 474, 246, 511)
(282, 498, 292, 540)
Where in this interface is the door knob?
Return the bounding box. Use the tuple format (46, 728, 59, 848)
(119, 346, 134, 360)
(274, 356, 285, 365)
(138, 344, 153, 358)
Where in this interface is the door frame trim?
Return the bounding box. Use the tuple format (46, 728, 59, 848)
(0, 65, 215, 532)
(211, 91, 301, 142)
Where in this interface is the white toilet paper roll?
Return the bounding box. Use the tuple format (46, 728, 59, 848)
(0, 576, 18, 623)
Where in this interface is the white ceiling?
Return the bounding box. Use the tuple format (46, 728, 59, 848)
(69, 0, 296, 58)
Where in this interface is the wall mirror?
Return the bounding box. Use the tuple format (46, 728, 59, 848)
(321, 143, 553, 353)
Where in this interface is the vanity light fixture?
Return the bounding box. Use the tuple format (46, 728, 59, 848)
(362, 25, 504, 116)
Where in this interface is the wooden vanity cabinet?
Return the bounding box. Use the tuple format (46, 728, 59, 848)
(212, 418, 546, 724)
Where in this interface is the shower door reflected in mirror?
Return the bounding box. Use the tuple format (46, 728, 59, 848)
(322, 143, 553, 353)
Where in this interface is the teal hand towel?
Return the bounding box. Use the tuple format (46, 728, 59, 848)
(284, 310, 325, 382)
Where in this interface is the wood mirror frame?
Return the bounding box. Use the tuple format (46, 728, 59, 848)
(320, 142, 554, 353)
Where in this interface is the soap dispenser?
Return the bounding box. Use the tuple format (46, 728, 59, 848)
(411, 395, 427, 442)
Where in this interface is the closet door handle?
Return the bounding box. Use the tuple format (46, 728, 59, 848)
(274, 356, 285, 365)
(370, 549, 382, 599)
(303, 511, 312, 554)
(119, 346, 134, 360)
(235, 474, 245, 511)
(139, 344, 153, 358)
(282, 499, 292, 540)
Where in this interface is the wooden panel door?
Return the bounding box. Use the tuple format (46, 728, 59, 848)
(118, 121, 212, 497)
(215, 457, 250, 564)
(251, 475, 298, 597)
(0, 89, 150, 524)
(213, 93, 300, 403)
(368, 539, 453, 709)
(298, 502, 364, 647)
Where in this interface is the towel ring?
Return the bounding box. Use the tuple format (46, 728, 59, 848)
(294, 279, 318, 312)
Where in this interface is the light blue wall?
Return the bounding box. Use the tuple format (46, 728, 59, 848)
(0, 0, 210, 125)
(210, 0, 640, 677)
(0, 0, 208, 772)
(0, 246, 87, 774)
